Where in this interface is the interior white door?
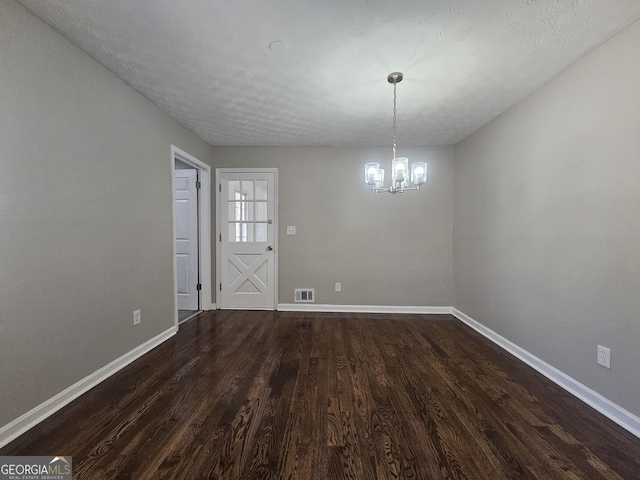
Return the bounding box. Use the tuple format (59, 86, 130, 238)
(174, 169, 199, 310)
(218, 171, 277, 309)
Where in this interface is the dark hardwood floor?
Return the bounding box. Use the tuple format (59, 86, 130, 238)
(3, 311, 640, 479)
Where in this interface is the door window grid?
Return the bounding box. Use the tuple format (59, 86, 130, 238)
(228, 180, 269, 243)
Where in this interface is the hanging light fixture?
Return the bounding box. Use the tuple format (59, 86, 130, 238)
(364, 72, 427, 194)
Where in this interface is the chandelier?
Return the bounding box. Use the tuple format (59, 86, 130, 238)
(364, 72, 427, 194)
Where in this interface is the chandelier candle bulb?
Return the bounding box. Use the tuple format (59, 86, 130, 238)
(411, 162, 427, 185)
(392, 157, 409, 186)
(365, 163, 379, 185)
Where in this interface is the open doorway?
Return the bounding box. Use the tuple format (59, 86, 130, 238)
(171, 146, 211, 327)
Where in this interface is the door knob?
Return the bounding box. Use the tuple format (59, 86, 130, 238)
(267, 245, 273, 251)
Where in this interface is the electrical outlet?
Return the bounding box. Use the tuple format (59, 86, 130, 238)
(335, 282, 341, 292)
(286, 226, 296, 235)
(133, 309, 141, 326)
(597, 345, 611, 369)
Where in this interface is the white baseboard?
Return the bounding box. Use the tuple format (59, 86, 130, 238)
(277, 303, 453, 314)
(0, 327, 177, 449)
(452, 308, 640, 439)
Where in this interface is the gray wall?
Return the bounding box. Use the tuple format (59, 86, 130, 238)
(453, 20, 640, 415)
(0, 0, 211, 426)
(212, 146, 454, 306)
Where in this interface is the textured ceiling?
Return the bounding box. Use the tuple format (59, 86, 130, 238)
(16, 0, 640, 146)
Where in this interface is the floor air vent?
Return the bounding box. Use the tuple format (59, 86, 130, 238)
(294, 288, 314, 303)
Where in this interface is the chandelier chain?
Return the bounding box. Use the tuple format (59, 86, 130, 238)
(392, 81, 397, 160)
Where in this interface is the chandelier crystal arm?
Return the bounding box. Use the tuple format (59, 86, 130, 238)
(371, 185, 421, 194)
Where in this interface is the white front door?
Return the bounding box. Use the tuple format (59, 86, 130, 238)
(174, 169, 199, 310)
(217, 169, 277, 310)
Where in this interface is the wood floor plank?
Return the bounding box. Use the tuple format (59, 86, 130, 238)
(2, 311, 640, 479)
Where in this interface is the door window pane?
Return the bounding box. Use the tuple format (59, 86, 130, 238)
(241, 223, 253, 242)
(241, 180, 254, 200)
(228, 181, 240, 200)
(255, 180, 268, 200)
(255, 202, 267, 221)
(229, 201, 239, 222)
(256, 223, 267, 242)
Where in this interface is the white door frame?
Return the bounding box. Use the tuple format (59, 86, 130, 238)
(171, 145, 212, 329)
(216, 168, 278, 310)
